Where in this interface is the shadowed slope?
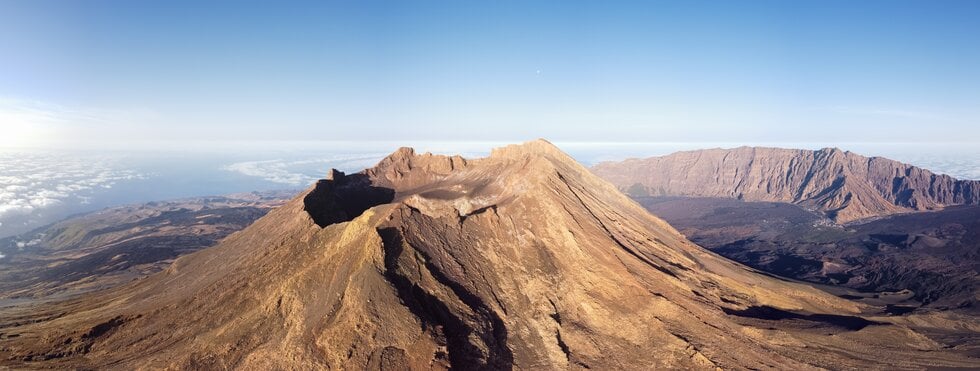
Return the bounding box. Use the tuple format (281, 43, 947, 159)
(0, 140, 976, 370)
(635, 196, 980, 312)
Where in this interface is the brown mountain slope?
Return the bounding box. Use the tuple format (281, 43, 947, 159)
(1, 140, 976, 369)
(591, 147, 980, 223)
(0, 191, 292, 300)
(635, 196, 980, 312)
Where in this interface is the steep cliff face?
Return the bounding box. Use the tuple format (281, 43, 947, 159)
(1, 141, 975, 370)
(592, 147, 980, 223)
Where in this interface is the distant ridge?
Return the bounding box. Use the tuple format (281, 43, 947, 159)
(2, 140, 974, 369)
(592, 146, 980, 223)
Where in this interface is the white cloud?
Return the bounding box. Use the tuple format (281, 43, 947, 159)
(0, 200, 34, 217)
(222, 154, 386, 185)
(224, 160, 310, 185)
(4, 185, 28, 192)
(0, 151, 149, 222)
(28, 196, 61, 208)
(897, 154, 980, 180)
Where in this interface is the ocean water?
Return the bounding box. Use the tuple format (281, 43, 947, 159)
(1, 141, 977, 242)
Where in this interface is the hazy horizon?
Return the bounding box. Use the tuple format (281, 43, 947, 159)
(2, 139, 978, 239)
(2, 1, 979, 237)
(2, 3, 979, 367)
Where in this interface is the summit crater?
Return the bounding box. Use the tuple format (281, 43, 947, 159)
(1, 140, 976, 370)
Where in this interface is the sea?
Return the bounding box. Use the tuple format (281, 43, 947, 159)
(1, 141, 978, 242)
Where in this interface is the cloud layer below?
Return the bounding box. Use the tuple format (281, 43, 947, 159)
(0, 151, 148, 237)
(221, 154, 388, 185)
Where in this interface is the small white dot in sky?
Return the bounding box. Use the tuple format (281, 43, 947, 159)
(536, 69, 541, 74)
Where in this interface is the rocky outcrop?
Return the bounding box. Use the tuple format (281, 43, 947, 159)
(592, 147, 980, 223)
(1, 140, 976, 369)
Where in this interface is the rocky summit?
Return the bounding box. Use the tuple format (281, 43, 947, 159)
(591, 146, 980, 223)
(1, 140, 976, 370)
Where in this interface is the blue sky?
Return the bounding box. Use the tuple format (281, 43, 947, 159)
(1, 0, 978, 149)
